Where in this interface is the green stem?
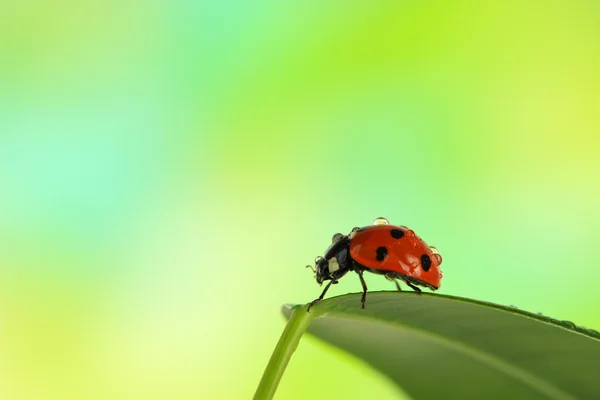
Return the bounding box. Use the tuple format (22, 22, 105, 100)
(254, 306, 315, 400)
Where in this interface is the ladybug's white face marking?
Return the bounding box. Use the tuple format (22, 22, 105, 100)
(328, 257, 340, 274)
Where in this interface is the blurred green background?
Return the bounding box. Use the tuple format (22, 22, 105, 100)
(1, 1, 599, 399)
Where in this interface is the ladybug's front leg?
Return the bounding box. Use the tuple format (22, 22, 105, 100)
(307, 280, 336, 313)
(356, 270, 368, 309)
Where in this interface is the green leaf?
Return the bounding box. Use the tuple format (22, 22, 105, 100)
(281, 292, 600, 400)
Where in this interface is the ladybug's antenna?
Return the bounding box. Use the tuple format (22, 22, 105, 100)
(305, 265, 316, 273)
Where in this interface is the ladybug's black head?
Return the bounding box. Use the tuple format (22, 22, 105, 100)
(314, 257, 329, 284)
(313, 234, 352, 285)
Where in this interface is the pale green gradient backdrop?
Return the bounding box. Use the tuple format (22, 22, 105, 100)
(1, 1, 599, 399)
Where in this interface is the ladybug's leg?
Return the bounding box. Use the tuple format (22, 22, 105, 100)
(385, 273, 402, 291)
(394, 280, 403, 291)
(356, 270, 368, 309)
(405, 281, 422, 295)
(307, 280, 335, 313)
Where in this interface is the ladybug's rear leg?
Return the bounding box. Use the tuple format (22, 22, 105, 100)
(385, 273, 402, 291)
(356, 270, 368, 309)
(405, 280, 422, 295)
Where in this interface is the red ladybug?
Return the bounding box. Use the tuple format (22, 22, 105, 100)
(307, 217, 443, 311)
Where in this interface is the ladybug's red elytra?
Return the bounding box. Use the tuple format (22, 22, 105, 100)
(307, 217, 443, 311)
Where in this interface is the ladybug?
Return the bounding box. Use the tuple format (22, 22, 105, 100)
(307, 217, 443, 311)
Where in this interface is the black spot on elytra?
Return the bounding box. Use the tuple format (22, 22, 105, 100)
(390, 229, 404, 239)
(421, 254, 432, 271)
(376, 246, 388, 262)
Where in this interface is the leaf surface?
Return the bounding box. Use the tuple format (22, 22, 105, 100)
(282, 292, 600, 399)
